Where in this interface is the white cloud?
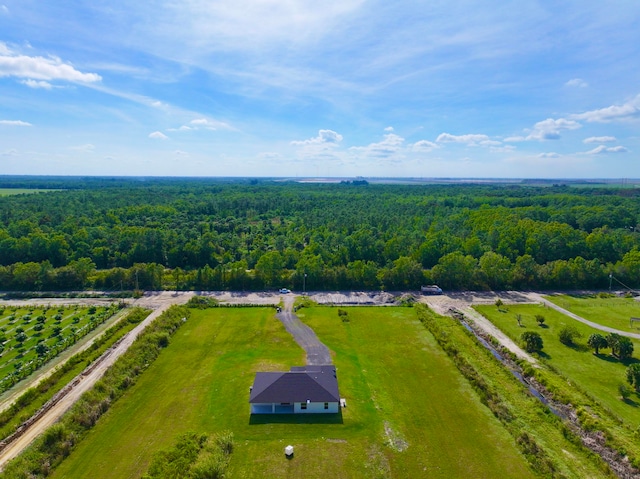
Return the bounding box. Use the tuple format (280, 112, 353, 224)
(149, 131, 168, 140)
(583, 136, 616, 144)
(571, 94, 640, 123)
(538, 152, 560, 158)
(412, 140, 438, 151)
(0, 44, 101, 84)
(565, 78, 588, 88)
(21, 79, 53, 89)
(384, 126, 394, 132)
(435, 133, 499, 147)
(0, 120, 32, 126)
(586, 145, 628, 155)
(168, 117, 231, 132)
(349, 133, 405, 159)
(507, 118, 581, 141)
(291, 129, 343, 146)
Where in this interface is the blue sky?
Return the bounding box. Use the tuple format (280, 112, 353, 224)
(1, 1, 639, 178)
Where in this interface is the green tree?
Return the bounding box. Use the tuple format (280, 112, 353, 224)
(587, 333, 607, 355)
(255, 251, 284, 287)
(618, 337, 634, 360)
(626, 363, 640, 392)
(535, 314, 545, 326)
(521, 331, 543, 353)
(558, 326, 582, 346)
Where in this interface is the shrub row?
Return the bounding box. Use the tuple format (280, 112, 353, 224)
(2, 305, 189, 478)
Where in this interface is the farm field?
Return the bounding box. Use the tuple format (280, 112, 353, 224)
(0, 189, 56, 196)
(474, 302, 640, 425)
(545, 294, 640, 332)
(0, 305, 120, 394)
(51, 307, 534, 479)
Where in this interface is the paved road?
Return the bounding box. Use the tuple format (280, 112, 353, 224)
(530, 293, 640, 339)
(276, 295, 332, 365)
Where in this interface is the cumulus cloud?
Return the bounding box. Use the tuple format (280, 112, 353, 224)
(349, 133, 404, 159)
(0, 46, 101, 84)
(291, 129, 343, 146)
(21, 79, 53, 89)
(168, 117, 231, 132)
(565, 78, 588, 88)
(506, 118, 581, 141)
(583, 136, 616, 144)
(571, 94, 640, 123)
(148, 131, 168, 140)
(0, 120, 32, 126)
(435, 133, 500, 147)
(586, 145, 629, 155)
(538, 152, 560, 158)
(412, 140, 438, 152)
(384, 126, 394, 132)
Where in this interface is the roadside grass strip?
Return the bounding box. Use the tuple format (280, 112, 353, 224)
(475, 302, 640, 470)
(50, 306, 535, 479)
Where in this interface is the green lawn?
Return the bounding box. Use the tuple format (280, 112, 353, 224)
(545, 294, 640, 332)
(51, 307, 534, 479)
(475, 302, 640, 425)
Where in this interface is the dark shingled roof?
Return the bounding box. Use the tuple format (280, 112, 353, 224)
(249, 366, 339, 403)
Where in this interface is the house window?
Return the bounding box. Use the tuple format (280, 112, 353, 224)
(324, 402, 329, 410)
(301, 403, 307, 410)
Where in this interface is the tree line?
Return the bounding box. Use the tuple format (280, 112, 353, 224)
(0, 178, 639, 292)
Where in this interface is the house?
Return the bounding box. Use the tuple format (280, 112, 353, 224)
(249, 365, 340, 414)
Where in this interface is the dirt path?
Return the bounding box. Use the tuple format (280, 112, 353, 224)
(276, 294, 332, 365)
(420, 291, 540, 364)
(0, 292, 194, 470)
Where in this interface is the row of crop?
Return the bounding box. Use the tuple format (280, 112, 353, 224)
(414, 304, 614, 478)
(0, 307, 149, 442)
(2, 304, 189, 477)
(0, 305, 123, 394)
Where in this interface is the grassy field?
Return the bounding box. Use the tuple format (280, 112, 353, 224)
(51, 307, 534, 479)
(475, 302, 640, 426)
(545, 294, 640, 332)
(0, 305, 118, 392)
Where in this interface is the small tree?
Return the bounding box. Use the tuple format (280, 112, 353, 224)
(619, 383, 632, 401)
(618, 337, 634, 360)
(607, 333, 622, 357)
(516, 314, 523, 327)
(535, 314, 545, 326)
(15, 332, 27, 343)
(558, 326, 582, 346)
(587, 333, 607, 355)
(35, 343, 49, 357)
(521, 331, 543, 353)
(626, 363, 640, 392)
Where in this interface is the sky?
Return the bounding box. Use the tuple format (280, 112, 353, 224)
(0, 1, 639, 178)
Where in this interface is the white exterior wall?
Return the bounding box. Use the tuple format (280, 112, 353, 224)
(294, 401, 339, 414)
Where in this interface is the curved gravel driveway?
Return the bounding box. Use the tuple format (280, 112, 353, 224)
(276, 295, 332, 365)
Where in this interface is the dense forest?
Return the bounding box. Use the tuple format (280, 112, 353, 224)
(0, 177, 639, 292)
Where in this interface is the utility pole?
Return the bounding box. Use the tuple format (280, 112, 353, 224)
(303, 272, 307, 294)
(609, 274, 612, 292)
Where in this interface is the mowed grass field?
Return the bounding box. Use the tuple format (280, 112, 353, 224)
(546, 294, 640, 332)
(51, 307, 534, 479)
(475, 302, 640, 425)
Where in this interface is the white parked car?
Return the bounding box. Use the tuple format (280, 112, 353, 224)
(279, 288, 291, 294)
